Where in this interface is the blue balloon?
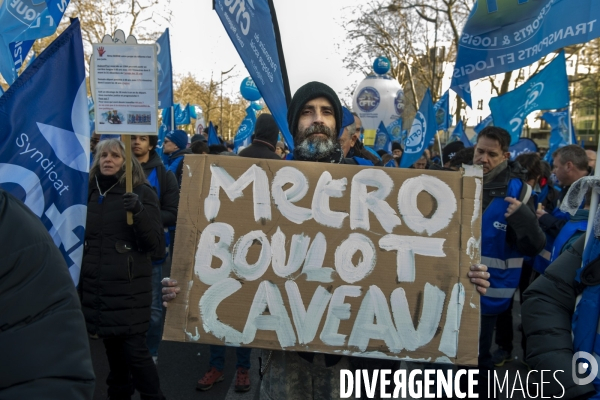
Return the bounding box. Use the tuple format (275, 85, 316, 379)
(373, 56, 391, 75)
(240, 77, 262, 101)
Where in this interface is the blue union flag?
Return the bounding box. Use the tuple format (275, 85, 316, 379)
(0, 19, 88, 284)
(451, 0, 600, 106)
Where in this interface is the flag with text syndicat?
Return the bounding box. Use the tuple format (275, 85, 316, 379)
(1, 0, 71, 84)
(208, 121, 220, 146)
(214, 0, 294, 151)
(451, 0, 600, 106)
(156, 28, 173, 109)
(234, 105, 257, 153)
(0, 19, 88, 284)
(489, 51, 570, 145)
(400, 89, 437, 168)
(541, 109, 577, 162)
(433, 90, 451, 131)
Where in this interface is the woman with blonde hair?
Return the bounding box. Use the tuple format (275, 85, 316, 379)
(80, 139, 166, 399)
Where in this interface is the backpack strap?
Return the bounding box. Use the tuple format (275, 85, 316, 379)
(518, 181, 532, 205)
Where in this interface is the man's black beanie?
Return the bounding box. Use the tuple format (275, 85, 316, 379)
(442, 140, 465, 164)
(287, 81, 342, 137)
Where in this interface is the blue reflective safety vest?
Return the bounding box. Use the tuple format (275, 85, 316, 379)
(146, 167, 171, 264)
(550, 218, 588, 263)
(166, 155, 184, 177)
(572, 235, 600, 397)
(480, 177, 524, 315)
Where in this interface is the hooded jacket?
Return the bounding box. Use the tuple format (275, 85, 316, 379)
(140, 151, 179, 227)
(0, 190, 95, 399)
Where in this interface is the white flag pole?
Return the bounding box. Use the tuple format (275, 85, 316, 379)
(583, 138, 600, 247)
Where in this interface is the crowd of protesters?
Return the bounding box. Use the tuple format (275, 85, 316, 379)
(5, 79, 600, 400)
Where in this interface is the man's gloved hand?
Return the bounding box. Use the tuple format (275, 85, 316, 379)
(123, 192, 143, 214)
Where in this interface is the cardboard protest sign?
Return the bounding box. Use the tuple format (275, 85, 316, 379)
(164, 155, 482, 365)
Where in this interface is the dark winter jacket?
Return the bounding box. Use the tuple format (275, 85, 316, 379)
(522, 235, 595, 400)
(80, 175, 164, 337)
(238, 141, 282, 160)
(141, 151, 179, 227)
(0, 190, 95, 399)
(484, 160, 546, 257)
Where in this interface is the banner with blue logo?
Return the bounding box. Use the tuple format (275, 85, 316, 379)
(373, 121, 392, 153)
(400, 89, 437, 168)
(541, 109, 576, 162)
(0, 19, 88, 284)
(156, 28, 173, 109)
(451, 0, 600, 105)
(433, 90, 451, 131)
(208, 121, 220, 146)
(214, 0, 294, 151)
(234, 105, 257, 153)
(489, 51, 569, 145)
(386, 118, 403, 143)
(509, 138, 538, 160)
(1, 0, 70, 84)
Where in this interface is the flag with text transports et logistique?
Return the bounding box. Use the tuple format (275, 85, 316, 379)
(451, 0, 600, 106)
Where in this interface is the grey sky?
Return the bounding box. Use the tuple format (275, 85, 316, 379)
(168, 0, 367, 103)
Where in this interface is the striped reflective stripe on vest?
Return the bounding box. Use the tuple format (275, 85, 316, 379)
(481, 256, 523, 270)
(485, 287, 517, 299)
(539, 249, 551, 261)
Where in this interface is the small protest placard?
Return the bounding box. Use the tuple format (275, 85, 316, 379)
(164, 156, 482, 365)
(91, 43, 158, 134)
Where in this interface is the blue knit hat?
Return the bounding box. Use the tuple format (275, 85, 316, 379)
(166, 129, 188, 150)
(339, 107, 355, 137)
